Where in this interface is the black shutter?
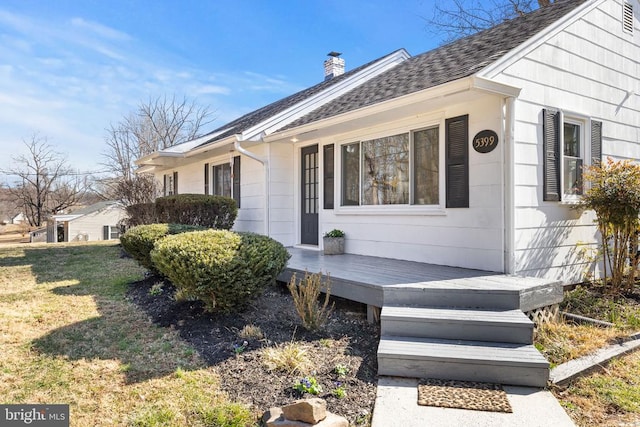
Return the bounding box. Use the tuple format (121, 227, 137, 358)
(233, 156, 241, 208)
(103, 225, 109, 240)
(163, 174, 167, 196)
(204, 163, 209, 195)
(173, 171, 178, 195)
(591, 120, 602, 166)
(323, 144, 334, 209)
(445, 115, 469, 208)
(543, 108, 561, 201)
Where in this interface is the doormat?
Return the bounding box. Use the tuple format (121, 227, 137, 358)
(417, 379, 513, 413)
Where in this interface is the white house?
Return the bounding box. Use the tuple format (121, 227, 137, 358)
(11, 213, 27, 225)
(136, 0, 640, 284)
(46, 201, 126, 243)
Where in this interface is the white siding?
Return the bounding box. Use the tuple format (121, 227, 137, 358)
(285, 96, 507, 271)
(67, 206, 126, 241)
(152, 145, 267, 235)
(494, 0, 640, 282)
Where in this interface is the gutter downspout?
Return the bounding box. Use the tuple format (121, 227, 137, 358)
(504, 97, 516, 274)
(233, 135, 270, 237)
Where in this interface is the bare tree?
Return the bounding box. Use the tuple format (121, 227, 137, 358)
(426, 0, 555, 42)
(101, 95, 214, 205)
(2, 135, 87, 227)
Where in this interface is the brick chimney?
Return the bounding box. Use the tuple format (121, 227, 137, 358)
(324, 51, 344, 80)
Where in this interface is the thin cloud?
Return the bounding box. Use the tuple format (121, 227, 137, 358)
(70, 17, 132, 41)
(193, 84, 231, 95)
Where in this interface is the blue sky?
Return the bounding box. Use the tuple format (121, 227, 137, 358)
(0, 0, 449, 184)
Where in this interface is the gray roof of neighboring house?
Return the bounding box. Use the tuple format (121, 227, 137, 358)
(68, 201, 121, 217)
(196, 49, 406, 148)
(281, 0, 586, 131)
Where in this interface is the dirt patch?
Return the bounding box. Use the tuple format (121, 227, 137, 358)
(127, 276, 379, 425)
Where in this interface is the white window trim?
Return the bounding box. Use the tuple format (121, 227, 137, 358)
(107, 225, 121, 240)
(559, 111, 589, 205)
(334, 121, 446, 215)
(211, 161, 232, 198)
(165, 174, 175, 196)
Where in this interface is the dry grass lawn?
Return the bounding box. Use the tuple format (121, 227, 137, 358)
(538, 285, 640, 426)
(0, 241, 254, 426)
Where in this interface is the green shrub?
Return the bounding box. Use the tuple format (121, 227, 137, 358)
(120, 223, 205, 272)
(124, 202, 156, 227)
(155, 194, 237, 230)
(150, 230, 290, 313)
(582, 158, 640, 293)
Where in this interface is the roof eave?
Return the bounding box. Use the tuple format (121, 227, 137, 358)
(267, 75, 520, 142)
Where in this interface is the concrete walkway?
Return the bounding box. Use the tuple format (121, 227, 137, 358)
(371, 377, 575, 427)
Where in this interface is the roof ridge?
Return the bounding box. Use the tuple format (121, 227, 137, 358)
(277, 0, 587, 132)
(193, 48, 409, 147)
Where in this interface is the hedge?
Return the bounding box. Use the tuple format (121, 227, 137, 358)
(125, 194, 237, 230)
(155, 194, 237, 230)
(120, 223, 205, 272)
(150, 230, 290, 313)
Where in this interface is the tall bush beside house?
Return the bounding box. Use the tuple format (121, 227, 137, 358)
(155, 194, 237, 229)
(581, 158, 640, 293)
(150, 230, 290, 313)
(123, 202, 156, 227)
(120, 223, 205, 272)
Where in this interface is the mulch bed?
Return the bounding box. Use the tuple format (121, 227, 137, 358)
(127, 276, 380, 425)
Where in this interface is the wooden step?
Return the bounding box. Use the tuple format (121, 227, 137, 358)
(380, 306, 534, 344)
(377, 336, 549, 387)
(383, 286, 520, 309)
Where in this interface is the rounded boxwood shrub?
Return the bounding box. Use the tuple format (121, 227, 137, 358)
(150, 230, 290, 313)
(120, 223, 205, 272)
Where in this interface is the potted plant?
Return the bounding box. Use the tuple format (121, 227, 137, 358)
(323, 229, 345, 255)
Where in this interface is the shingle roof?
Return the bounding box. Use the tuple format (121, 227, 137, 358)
(69, 201, 120, 217)
(281, 0, 586, 131)
(196, 49, 407, 148)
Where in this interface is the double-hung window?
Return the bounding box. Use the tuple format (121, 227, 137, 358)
(209, 156, 241, 207)
(213, 163, 232, 197)
(340, 126, 440, 206)
(163, 172, 178, 196)
(563, 119, 584, 197)
(543, 108, 602, 202)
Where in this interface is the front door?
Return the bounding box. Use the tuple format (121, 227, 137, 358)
(301, 145, 319, 245)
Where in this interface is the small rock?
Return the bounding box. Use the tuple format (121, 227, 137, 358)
(282, 398, 326, 424)
(262, 407, 348, 427)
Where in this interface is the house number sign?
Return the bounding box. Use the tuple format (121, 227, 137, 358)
(472, 130, 499, 153)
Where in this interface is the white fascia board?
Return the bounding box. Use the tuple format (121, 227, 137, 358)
(478, 0, 603, 79)
(134, 127, 235, 165)
(266, 77, 477, 142)
(240, 49, 411, 141)
(135, 165, 156, 174)
(135, 150, 184, 167)
(51, 214, 82, 221)
(471, 76, 521, 97)
(185, 135, 236, 157)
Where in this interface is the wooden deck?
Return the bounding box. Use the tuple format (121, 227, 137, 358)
(279, 248, 559, 386)
(277, 248, 563, 313)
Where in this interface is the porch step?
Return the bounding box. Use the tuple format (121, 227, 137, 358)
(380, 306, 534, 344)
(383, 286, 520, 310)
(377, 336, 549, 387)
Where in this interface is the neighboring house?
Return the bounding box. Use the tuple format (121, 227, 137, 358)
(46, 201, 125, 243)
(136, 0, 639, 284)
(11, 213, 27, 225)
